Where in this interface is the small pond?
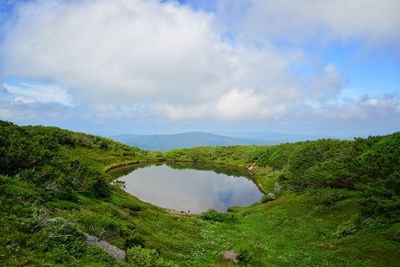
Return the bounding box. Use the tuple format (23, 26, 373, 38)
(114, 163, 263, 214)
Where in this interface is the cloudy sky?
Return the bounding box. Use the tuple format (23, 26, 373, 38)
(0, 0, 399, 136)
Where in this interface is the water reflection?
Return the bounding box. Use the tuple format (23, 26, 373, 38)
(115, 163, 263, 214)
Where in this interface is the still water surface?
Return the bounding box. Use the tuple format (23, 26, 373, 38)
(116, 164, 263, 213)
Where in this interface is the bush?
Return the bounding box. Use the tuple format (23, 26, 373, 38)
(385, 223, 400, 241)
(261, 194, 275, 203)
(310, 188, 352, 207)
(237, 248, 251, 264)
(0, 120, 147, 198)
(48, 187, 80, 202)
(41, 220, 87, 262)
(333, 220, 358, 238)
(199, 209, 236, 222)
(127, 246, 176, 266)
(125, 235, 146, 249)
(122, 202, 143, 212)
(127, 246, 158, 266)
(252, 143, 298, 169)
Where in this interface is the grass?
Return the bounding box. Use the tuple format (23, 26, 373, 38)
(2, 160, 399, 266)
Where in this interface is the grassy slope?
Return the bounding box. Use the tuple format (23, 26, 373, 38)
(1, 121, 399, 266)
(164, 141, 400, 266)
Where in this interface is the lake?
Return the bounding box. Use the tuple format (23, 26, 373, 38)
(114, 163, 263, 214)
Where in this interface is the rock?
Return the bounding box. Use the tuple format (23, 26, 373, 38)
(220, 250, 238, 263)
(267, 192, 276, 200)
(274, 182, 281, 192)
(85, 233, 126, 262)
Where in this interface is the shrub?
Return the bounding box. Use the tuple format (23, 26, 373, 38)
(92, 178, 111, 198)
(237, 248, 251, 264)
(385, 223, 400, 241)
(261, 194, 275, 203)
(334, 220, 358, 238)
(310, 188, 352, 207)
(127, 246, 158, 266)
(252, 143, 298, 169)
(127, 246, 176, 266)
(199, 209, 236, 222)
(41, 220, 87, 262)
(125, 235, 146, 249)
(122, 202, 143, 212)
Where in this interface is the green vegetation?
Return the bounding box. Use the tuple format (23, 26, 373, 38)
(127, 246, 176, 266)
(199, 209, 237, 223)
(1, 120, 399, 266)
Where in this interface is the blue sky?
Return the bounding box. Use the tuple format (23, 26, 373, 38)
(0, 0, 399, 137)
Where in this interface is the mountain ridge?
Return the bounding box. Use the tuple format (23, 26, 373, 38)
(111, 131, 262, 151)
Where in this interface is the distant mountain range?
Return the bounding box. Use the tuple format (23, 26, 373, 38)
(111, 132, 259, 151)
(219, 131, 326, 143)
(110, 131, 343, 151)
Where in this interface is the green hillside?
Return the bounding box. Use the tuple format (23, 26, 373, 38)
(1, 120, 399, 266)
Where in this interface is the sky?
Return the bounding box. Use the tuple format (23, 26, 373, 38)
(0, 0, 399, 137)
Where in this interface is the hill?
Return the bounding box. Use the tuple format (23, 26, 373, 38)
(111, 132, 259, 151)
(220, 131, 333, 143)
(1, 120, 399, 266)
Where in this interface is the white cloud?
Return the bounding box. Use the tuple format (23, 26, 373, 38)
(216, 89, 264, 120)
(1, 0, 222, 104)
(237, 0, 400, 44)
(156, 86, 296, 121)
(311, 95, 400, 121)
(0, 0, 397, 125)
(3, 82, 74, 106)
(156, 88, 280, 121)
(364, 97, 398, 108)
(306, 64, 345, 102)
(0, 0, 311, 121)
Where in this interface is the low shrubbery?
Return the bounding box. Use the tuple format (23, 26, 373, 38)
(0, 121, 149, 198)
(199, 209, 237, 222)
(237, 248, 252, 264)
(309, 188, 354, 207)
(261, 193, 275, 203)
(333, 220, 359, 238)
(252, 133, 400, 223)
(127, 246, 176, 266)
